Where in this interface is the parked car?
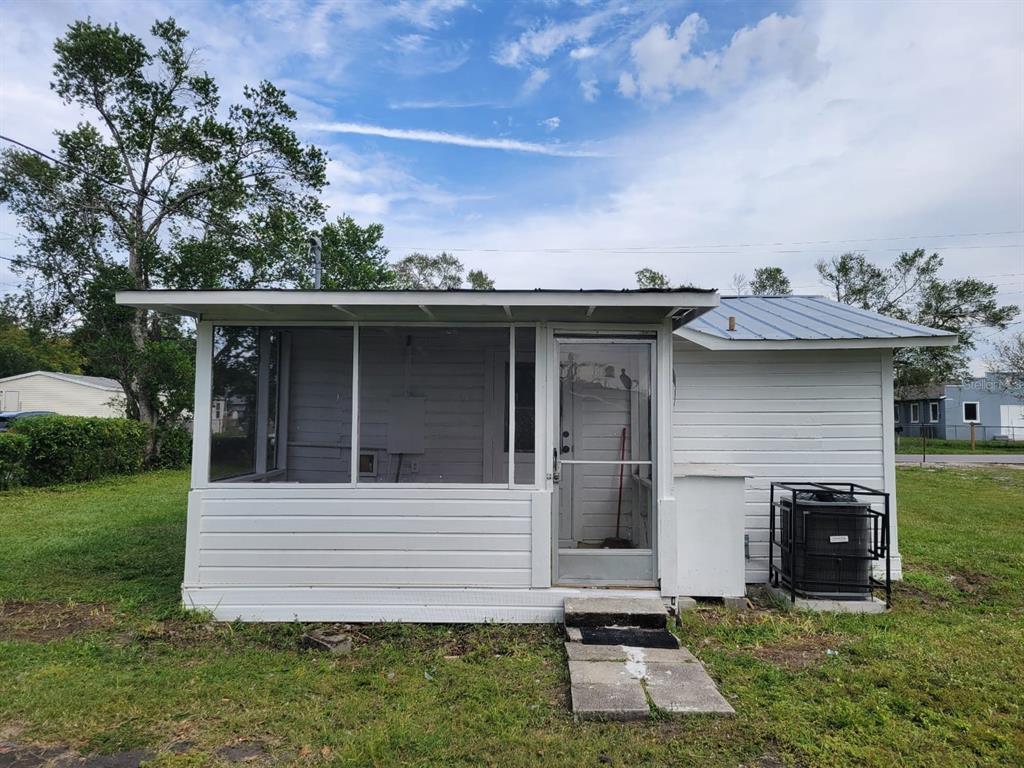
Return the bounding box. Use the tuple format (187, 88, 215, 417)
(0, 411, 55, 432)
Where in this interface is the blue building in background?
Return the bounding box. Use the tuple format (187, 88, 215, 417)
(895, 374, 1024, 441)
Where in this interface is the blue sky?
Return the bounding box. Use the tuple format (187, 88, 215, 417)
(1, 0, 1022, 367)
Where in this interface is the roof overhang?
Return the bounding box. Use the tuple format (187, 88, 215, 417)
(675, 325, 959, 350)
(115, 289, 719, 324)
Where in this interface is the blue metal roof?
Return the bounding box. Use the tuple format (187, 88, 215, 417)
(680, 295, 957, 345)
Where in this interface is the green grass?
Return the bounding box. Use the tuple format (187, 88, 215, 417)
(1, 468, 1022, 767)
(895, 436, 1024, 454)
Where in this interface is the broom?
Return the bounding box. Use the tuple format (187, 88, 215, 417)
(602, 427, 632, 549)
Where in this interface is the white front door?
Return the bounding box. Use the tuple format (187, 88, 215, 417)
(0, 390, 20, 411)
(553, 336, 656, 586)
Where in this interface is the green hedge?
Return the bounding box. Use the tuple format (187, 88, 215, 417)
(10, 415, 149, 486)
(153, 424, 192, 469)
(0, 432, 30, 489)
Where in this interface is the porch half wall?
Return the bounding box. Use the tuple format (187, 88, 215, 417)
(672, 338, 901, 583)
(183, 486, 559, 620)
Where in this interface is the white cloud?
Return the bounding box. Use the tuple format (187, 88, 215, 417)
(520, 67, 550, 96)
(310, 121, 604, 157)
(539, 116, 561, 131)
(390, 0, 468, 29)
(385, 0, 1023, 329)
(620, 12, 826, 100)
(569, 45, 599, 60)
(494, 7, 619, 68)
(616, 72, 637, 98)
(580, 79, 600, 102)
(388, 33, 471, 74)
(388, 98, 497, 109)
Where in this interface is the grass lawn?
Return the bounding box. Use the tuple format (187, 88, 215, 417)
(895, 436, 1024, 454)
(1, 468, 1022, 767)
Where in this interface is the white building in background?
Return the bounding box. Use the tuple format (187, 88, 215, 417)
(0, 371, 126, 417)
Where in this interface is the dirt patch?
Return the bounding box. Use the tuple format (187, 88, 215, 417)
(0, 602, 116, 642)
(893, 581, 951, 608)
(0, 740, 153, 767)
(216, 739, 271, 763)
(750, 633, 846, 671)
(740, 756, 788, 768)
(896, 569, 996, 607)
(133, 617, 227, 648)
(947, 569, 994, 598)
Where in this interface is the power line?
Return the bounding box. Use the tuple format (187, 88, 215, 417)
(5, 132, 1024, 255)
(0, 133, 258, 247)
(1, 134, 142, 197)
(391, 232, 1024, 254)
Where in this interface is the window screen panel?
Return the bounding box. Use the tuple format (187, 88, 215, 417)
(358, 327, 509, 484)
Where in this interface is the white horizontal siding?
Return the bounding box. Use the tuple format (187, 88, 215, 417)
(286, 329, 353, 482)
(192, 489, 536, 590)
(0, 374, 125, 417)
(358, 328, 508, 484)
(673, 340, 887, 583)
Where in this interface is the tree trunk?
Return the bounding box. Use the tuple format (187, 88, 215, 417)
(128, 307, 159, 461)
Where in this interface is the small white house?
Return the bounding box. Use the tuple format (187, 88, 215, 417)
(116, 289, 956, 622)
(0, 371, 125, 417)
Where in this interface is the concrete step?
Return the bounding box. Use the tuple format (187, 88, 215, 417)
(565, 642, 735, 719)
(563, 597, 668, 629)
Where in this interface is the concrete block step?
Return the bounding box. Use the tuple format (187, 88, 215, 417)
(566, 643, 735, 719)
(563, 597, 668, 629)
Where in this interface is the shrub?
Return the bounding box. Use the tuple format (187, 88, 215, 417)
(0, 431, 30, 489)
(11, 415, 148, 485)
(153, 424, 192, 469)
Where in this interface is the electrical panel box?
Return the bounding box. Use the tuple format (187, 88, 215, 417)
(387, 396, 425, 454)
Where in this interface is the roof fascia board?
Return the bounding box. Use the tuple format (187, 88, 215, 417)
(115, 289, 719, 310)
(674, 326, 958, 350)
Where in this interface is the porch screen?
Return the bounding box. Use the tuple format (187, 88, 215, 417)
(210, 327, 277, 481)
(210, 326, 353, 482)
(358, 327, 510, 483)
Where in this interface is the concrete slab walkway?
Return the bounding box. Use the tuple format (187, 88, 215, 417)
(566, 642, 733, 719)
(896, 454, 1024, 464)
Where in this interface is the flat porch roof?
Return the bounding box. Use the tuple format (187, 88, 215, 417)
(115, 288, 719, 324)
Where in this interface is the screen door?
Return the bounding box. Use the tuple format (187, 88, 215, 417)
(553, 337, 656, 585)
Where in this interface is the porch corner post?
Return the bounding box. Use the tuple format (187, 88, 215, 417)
(880, 348, 902, 579)
(350, 323, 361, 484)
(656, 321, 678, 595)
(191, 321, 214, 489)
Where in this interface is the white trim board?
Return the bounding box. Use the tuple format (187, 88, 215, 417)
(675, 326, 958, 351)
(117, 289, 718, 309)
(181, 585, 664, 623)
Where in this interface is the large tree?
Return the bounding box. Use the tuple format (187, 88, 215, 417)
(817, 250, 1018, 390)
(988, 330, 1024, 397)
(393, 252, 494, 290)
(0, 19, 328, 446)
(312, 215, 395, 290)
(635, 267, 670, 289)
(749, 266, 792, 296)
(0, 306, 83, 379)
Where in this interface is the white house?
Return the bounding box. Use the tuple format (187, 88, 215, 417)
(0, 371, 125, 417)
(116, 289, 956, 622)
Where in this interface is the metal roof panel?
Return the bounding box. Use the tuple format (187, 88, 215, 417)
(680, 295, 957, 346)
